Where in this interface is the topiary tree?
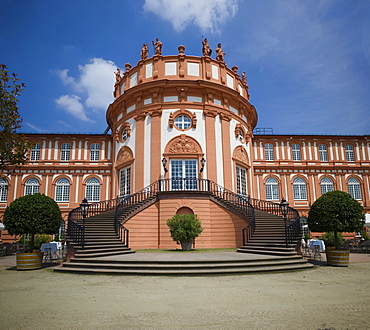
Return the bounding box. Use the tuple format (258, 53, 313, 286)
(307, 190, 365, 249)
(3, 193, 63, 251)
(166, 214, 203, 245)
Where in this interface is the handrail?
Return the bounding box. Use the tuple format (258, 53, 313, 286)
(68, 178, 301, 250)
(67, 197, 120, 249)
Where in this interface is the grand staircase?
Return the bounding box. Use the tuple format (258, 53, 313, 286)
(65, 210, 134, 259)
(237, 210, 300, 256)
(56, 205, 312, 275)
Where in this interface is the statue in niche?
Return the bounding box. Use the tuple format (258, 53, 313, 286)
(215, 43, 225, 62)
(152, 38, 163, 55)
(202, 37, 212, 57)
(140, 43, 149, 60)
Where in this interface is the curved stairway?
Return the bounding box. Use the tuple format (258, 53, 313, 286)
(56, 206, 312, 275)
(238, 210, 301, 256)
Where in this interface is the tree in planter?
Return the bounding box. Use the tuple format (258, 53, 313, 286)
(3, 193, 63, 251)
(307, 190, 365, 249)
(166, 214, 203, 250)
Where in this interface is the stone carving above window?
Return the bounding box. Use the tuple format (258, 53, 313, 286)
(167, 134, 201, 154)
(233, 146, 249, 166)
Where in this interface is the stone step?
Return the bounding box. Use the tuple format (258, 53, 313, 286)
(73, 249, 135, 258)
(237, 248, 297, 256)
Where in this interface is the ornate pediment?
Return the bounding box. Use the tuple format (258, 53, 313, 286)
(116, 146, 134, 166)
(233, 146, 249, 165)
(167, 134, 201, 154)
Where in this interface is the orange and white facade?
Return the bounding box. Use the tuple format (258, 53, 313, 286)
(0, 46, 369, 247)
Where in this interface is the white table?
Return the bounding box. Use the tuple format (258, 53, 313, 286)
(308, 239, 326, 252)
(41, 242, 62, 261)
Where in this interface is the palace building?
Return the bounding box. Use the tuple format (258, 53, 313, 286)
(1, 42, 369, 248)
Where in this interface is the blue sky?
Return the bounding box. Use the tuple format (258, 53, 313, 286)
(1, 0, 369, 135)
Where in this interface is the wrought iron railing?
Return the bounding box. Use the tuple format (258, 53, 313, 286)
(68, 178, 301, 250)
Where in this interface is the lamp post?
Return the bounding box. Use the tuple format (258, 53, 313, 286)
(162, 157, 168, 172)
(200, 157, 206, 172)
(80, 198, 89, 249)
(280, 198, 289, 248)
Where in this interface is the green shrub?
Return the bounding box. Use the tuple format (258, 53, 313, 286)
(319, 232, 343, 248)
(3, 193, 62, 251)
(166, 214, 203, 243)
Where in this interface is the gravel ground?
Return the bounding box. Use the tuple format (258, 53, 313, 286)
(0, 257, 369, 330)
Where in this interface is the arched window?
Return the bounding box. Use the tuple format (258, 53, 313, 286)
(348, 177, 361, 200)
(265, 177, 279, 200)
(90, 143, 100, 161)
(86, 178, 100, 202)
(293, 177, 307, 200)
(0, 178, 8, 202)
(264, 143, 274, 161)
(55, 178, 70, 202)
(25, 178, 40, 195)
(320, 177, 334, 195)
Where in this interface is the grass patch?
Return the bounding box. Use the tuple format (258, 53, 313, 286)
(136, 248, 237, 253)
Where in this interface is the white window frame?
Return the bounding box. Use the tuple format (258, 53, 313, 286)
(292, 144, 301, 161)
(345, 145, 354, 162)
(86, 177, 101, 202)
(30, 143, 40, 161)
(120, 167, 131, 196)
(320, 177, 334, 195)
(293, 177, 307, 200)
(61, 143, 70, 161)
(55, 178, 70, 202)
(264, 143, 274, 161)
(265, 177, 279, 200)
(0, 178, 8, 202)
(348, 177, 361, 200)
(90, 143, 100, 161)
(236, 166, 247, 196)
(25, 178, 40, 195)
(170, 159, 198, 190)
(319, 144, 328, 162)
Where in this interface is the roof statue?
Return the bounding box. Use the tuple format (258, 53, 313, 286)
(241, 71, 248, 86)
(202, 37, 212, 57)
(215, 43, 225, 62)
(114, 68, 121, 86)
(140, 43, 149, 60)
(152, 38, 163, 55)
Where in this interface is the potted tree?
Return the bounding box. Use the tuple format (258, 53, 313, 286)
(3, 193, 63, 270)
(166, 214, 203, 251)
(307, 190, 365, 266)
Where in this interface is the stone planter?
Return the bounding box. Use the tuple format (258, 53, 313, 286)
(326, 249, 350, 267)
(180, 241, 193, 251)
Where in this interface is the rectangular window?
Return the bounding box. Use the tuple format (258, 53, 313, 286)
(226, 73, 234, 88)
(212, 65, 219, 79)
(236, 166, 247, 196)
(319, 144, 328, 162)
(144, 98, 152, 105)
(61, 143, 70, 161)
(120, 167, 131, 196)
(127, 104, 136, 113)
(345, 145, 354, 162)
(90, 143, 100, 161)
(292, 144, 301, 161)
(130, 72, 138, 87)
(171, 159, 197, 190)
(264, 143, 274, 161)
(213, 99, 222, 106)
(187, 62, 199, 76)
(165, 62, 177, 76)
(145, 63, 152, 79)
(30, 143, 40, 161)
(187, 96, 202, 103)
(164, 96, 178, 102)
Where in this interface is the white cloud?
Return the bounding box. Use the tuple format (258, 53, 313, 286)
(143, 0, 239, 33)
(55, 95, 92, 122)
(55, 58, 116, 121)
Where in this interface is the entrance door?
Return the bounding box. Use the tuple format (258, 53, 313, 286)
(171, 159, 198, 190)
